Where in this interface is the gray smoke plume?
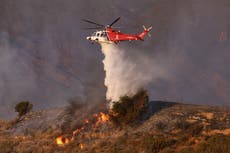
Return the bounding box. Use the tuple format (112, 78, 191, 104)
(0, 32, 37, 118)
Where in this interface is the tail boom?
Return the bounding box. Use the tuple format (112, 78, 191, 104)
(138, 25, 152, 40)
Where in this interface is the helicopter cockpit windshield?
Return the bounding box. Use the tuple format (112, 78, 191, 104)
(92, 32, 96, 36)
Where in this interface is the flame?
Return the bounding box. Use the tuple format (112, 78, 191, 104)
(84, 119, 89, 124)
(80, 143, 84, 149)
(100, 112, 109, 122)
(56, 136, 70, 145)
(95, 112, 110, 126)
(73, 129, 81, 136)
(56, 112, 110, 146)
(56, 127, 84, 145)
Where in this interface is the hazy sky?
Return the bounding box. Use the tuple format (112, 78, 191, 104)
(0, 0, 229, 119)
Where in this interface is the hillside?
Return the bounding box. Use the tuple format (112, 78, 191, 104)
(1, 101, 230, 153)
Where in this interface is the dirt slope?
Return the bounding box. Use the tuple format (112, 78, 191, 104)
(0, 101, 230, 153)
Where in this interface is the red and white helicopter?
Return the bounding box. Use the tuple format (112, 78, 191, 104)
(83, 17, 152, 44)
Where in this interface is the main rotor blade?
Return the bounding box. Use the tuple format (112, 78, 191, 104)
(82, 19, 105, 27)
(82, 27, 104, 30)
(109, 17, 121, 27)
(111, 26, 125, 29)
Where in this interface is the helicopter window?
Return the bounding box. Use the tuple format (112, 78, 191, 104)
(97, 33, 99, 37)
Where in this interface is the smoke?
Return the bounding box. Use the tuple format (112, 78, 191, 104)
(0, 32, 38, 118)
(0, 0, 230, 119)
(0, 0, 107, 119)
(100, 43, 167, 104)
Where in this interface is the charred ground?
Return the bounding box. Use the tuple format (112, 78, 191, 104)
(0, 93, 230, 153)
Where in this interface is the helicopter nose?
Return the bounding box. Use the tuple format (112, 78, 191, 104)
(86, 36, 91, 40)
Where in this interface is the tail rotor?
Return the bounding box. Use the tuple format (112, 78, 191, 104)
(143, 25, 152, 31)
(142, 25, 152, 37)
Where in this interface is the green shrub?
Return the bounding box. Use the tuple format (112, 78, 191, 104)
(111, 89, 148, 124)
(15, 101, 33, 117)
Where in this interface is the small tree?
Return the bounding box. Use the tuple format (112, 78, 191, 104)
(15, 101, 33, 117)
(111, 89, 149, 124)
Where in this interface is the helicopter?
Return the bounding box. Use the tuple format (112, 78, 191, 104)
(83, 17, 152, 44)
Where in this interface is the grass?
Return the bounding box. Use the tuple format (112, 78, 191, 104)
(0, 140, 18, 153)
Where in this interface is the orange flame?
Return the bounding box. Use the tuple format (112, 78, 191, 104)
(84, 119, 89, 124)
(80, 143, 84, 149)
(100, 112, 109, 122)
(95, 112, 110, 126)
(56, 136, 70, 145)
(73, 129, 80, 136)
(56, 112, 109, 146)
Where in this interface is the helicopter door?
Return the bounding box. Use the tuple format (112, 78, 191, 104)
(103, 32, 109, 40)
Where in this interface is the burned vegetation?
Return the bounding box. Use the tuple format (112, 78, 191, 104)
(0, 91, 230, 153)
